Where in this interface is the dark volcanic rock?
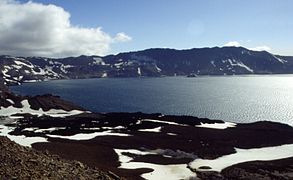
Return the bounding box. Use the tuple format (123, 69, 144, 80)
(0, 83, 84, 112)
(0, 136, 120, 180)
(197, 157, 293, 180)
(221, 157, 293, 180)
(12, 113, 293, 159)
(5, 112, 293, 179)
(27, 94, 85, 111)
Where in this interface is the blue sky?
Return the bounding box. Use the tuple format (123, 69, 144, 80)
(4, 0, 293, 56)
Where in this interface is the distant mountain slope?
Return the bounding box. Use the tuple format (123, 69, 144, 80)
(104, 47, 291, 76)
(0, 47, 293, 85)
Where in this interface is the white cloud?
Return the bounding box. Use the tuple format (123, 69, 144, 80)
(0, 0, 132, 57)
(249, 46, 271, 52)
(223, 41, 272, 52)
(223, 41, 241, 47)
(114, 32, 132, 42)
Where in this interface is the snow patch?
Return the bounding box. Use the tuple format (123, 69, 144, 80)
(47, 130, 131, 140)
(137, 67, 141, 76)
(101, 72, 107, 77)
(23, 79, 41, 83)
(142, 119, 188, 126)
(155, 65, 162, 72)
(23, 127, 66, 133)
(14, 60, 34, 68)
(189, 143, 293, 172)
(92, 57, 106, 65)
(0, 125, 48, 148)
(6, 99, 14, 104)
(225, 59, 254, 73)
(271, 54, 286, 64)
(138, 127, 162, 132)
(196, 122, 236, 129)
(211, 61, 216, 67)
(0, 99, 85, 118)
(114, 148, 196, 180)
(114, 61, 124, 68)
(167, 133, 177, 136)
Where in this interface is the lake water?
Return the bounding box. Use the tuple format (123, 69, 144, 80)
(11, 76, 293, 126)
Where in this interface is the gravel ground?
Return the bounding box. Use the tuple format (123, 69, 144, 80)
(0, 136, 121, 180)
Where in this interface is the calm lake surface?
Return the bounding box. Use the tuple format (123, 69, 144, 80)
(11, 76, 293, 125)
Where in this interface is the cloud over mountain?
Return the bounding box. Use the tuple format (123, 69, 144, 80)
(223, 41, 241, 47)
(0, 0, 131, 57)
(249, 46, 271, 52)
(223, 41, 271, 52)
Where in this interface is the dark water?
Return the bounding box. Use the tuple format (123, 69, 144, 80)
(11, 76, 293, 125)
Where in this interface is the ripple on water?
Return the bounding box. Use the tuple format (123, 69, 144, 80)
(10, 76, 293, 126)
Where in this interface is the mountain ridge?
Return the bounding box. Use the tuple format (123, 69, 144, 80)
(1, 46, 293, 85)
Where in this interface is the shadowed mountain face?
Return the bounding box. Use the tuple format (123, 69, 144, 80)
(1, 47, 293, 85)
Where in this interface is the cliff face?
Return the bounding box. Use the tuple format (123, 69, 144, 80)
(0, 136, 119, 180)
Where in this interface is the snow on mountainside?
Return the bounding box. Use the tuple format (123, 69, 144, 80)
(0, 56, 63, 85)
(1, 47, 293, 85)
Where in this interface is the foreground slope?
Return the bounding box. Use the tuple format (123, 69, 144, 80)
(0, 136, 119, 180)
